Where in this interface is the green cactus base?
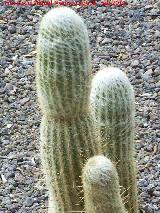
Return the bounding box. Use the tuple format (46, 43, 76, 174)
(40, 115, 102, 212)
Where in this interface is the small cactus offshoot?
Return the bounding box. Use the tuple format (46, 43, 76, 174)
(82, 155, 127, 213)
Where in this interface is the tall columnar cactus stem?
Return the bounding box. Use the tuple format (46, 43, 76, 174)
(90, 67, 139, 213)
(36, 7, 102, 212)
(82, 155, 127, 213)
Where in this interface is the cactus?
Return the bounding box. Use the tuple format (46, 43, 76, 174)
(36, 7, 102, 212)
(82, 155, 127, 213)
(90, 67, 139, 213)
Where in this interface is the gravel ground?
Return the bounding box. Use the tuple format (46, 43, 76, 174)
(0, 0, 160, 212)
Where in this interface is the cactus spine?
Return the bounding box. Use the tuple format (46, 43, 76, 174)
(36, 7, 102, 212)
(82, 155, 127, 213)
(90, 67, 139, 213)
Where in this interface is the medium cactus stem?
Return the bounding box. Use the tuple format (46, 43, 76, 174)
(82, 155, 127, 213)
(90, 67, 139, 213)
(36, 7, 102, 212)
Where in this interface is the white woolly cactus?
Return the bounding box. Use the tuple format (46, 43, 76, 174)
(36, 7, 102, 212)
(36, 7, 92, 119)
(90, 67, 139, 213)
(82, 155, 127, 213)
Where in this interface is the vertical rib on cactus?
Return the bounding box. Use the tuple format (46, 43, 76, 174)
(90, 67, 139, 213)
(82, 155, 127, 213)
(36, 7, 102, 212)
